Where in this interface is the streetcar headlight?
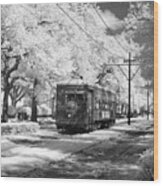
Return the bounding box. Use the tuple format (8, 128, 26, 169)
(68, 114, 71, 118)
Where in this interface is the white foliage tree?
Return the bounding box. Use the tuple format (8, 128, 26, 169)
(1, 3, 142, 121)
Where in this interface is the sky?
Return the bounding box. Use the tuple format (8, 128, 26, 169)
(97, 2, 129, 19)
(96, 2, 130, 31)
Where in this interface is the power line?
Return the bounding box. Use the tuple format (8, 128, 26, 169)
(131, 66, 141, 80)
(56, 4, 153, 126)
(93, 4, 154, 67)
(93, 4, 128, 54)
(56, 4, 133, 82)
(93, 5, 155, 125)
(56, 4, 129, 85)
(23, 3, 128, 86)
(56, 4, 124, 60)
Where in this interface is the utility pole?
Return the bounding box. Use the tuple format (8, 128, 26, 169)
(124, 52, 137, 125)
(128, 52, 131, 125)
(147, 82, 150, 120)
(133, 95, 135, 115)
(104, 53, 140, 126)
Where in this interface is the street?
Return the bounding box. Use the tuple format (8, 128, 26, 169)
(1, 118, 154, 180)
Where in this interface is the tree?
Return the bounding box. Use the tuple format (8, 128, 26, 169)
(9, 84, 28, 107)
(124, 2, 154, 83)
(1, 5, 37, 122)
(1, 3, 141, 122)
(1, 4, 59, 122)
(1, 51, 28, 122)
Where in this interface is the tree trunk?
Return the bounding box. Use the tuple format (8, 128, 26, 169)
(51, 96, 55, 119)
(31, 96, 37, 122)
(11, 98, 17, 108)
(31, 78, 38, 122)
(2, 88, 10, 122)
(1, 55, 21, 122)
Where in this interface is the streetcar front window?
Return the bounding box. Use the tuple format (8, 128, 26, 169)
(66, 94, 75, 102)
(66, 94, 76, 109)
(65, 93, 84, 106)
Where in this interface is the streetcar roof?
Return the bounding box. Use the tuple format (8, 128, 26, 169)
(57, 83, 116, 95)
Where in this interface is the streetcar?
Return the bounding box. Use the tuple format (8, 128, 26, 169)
(56, 84, 116, 133)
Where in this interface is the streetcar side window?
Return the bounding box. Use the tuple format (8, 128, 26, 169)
(76, 94, 84, 103)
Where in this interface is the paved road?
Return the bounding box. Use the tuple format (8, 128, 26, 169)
(1, 119, 154, 180)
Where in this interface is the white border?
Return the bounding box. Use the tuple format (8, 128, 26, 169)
(0, 0, 163, 186)
(0, 0, 157, 4)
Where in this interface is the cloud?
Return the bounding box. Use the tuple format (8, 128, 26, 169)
(101, 10, 124, 31)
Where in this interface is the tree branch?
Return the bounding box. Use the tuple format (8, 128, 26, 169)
(9, 76, 28, 89)
(7, 56, 21, 75)
(16, 90, 26, 103)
